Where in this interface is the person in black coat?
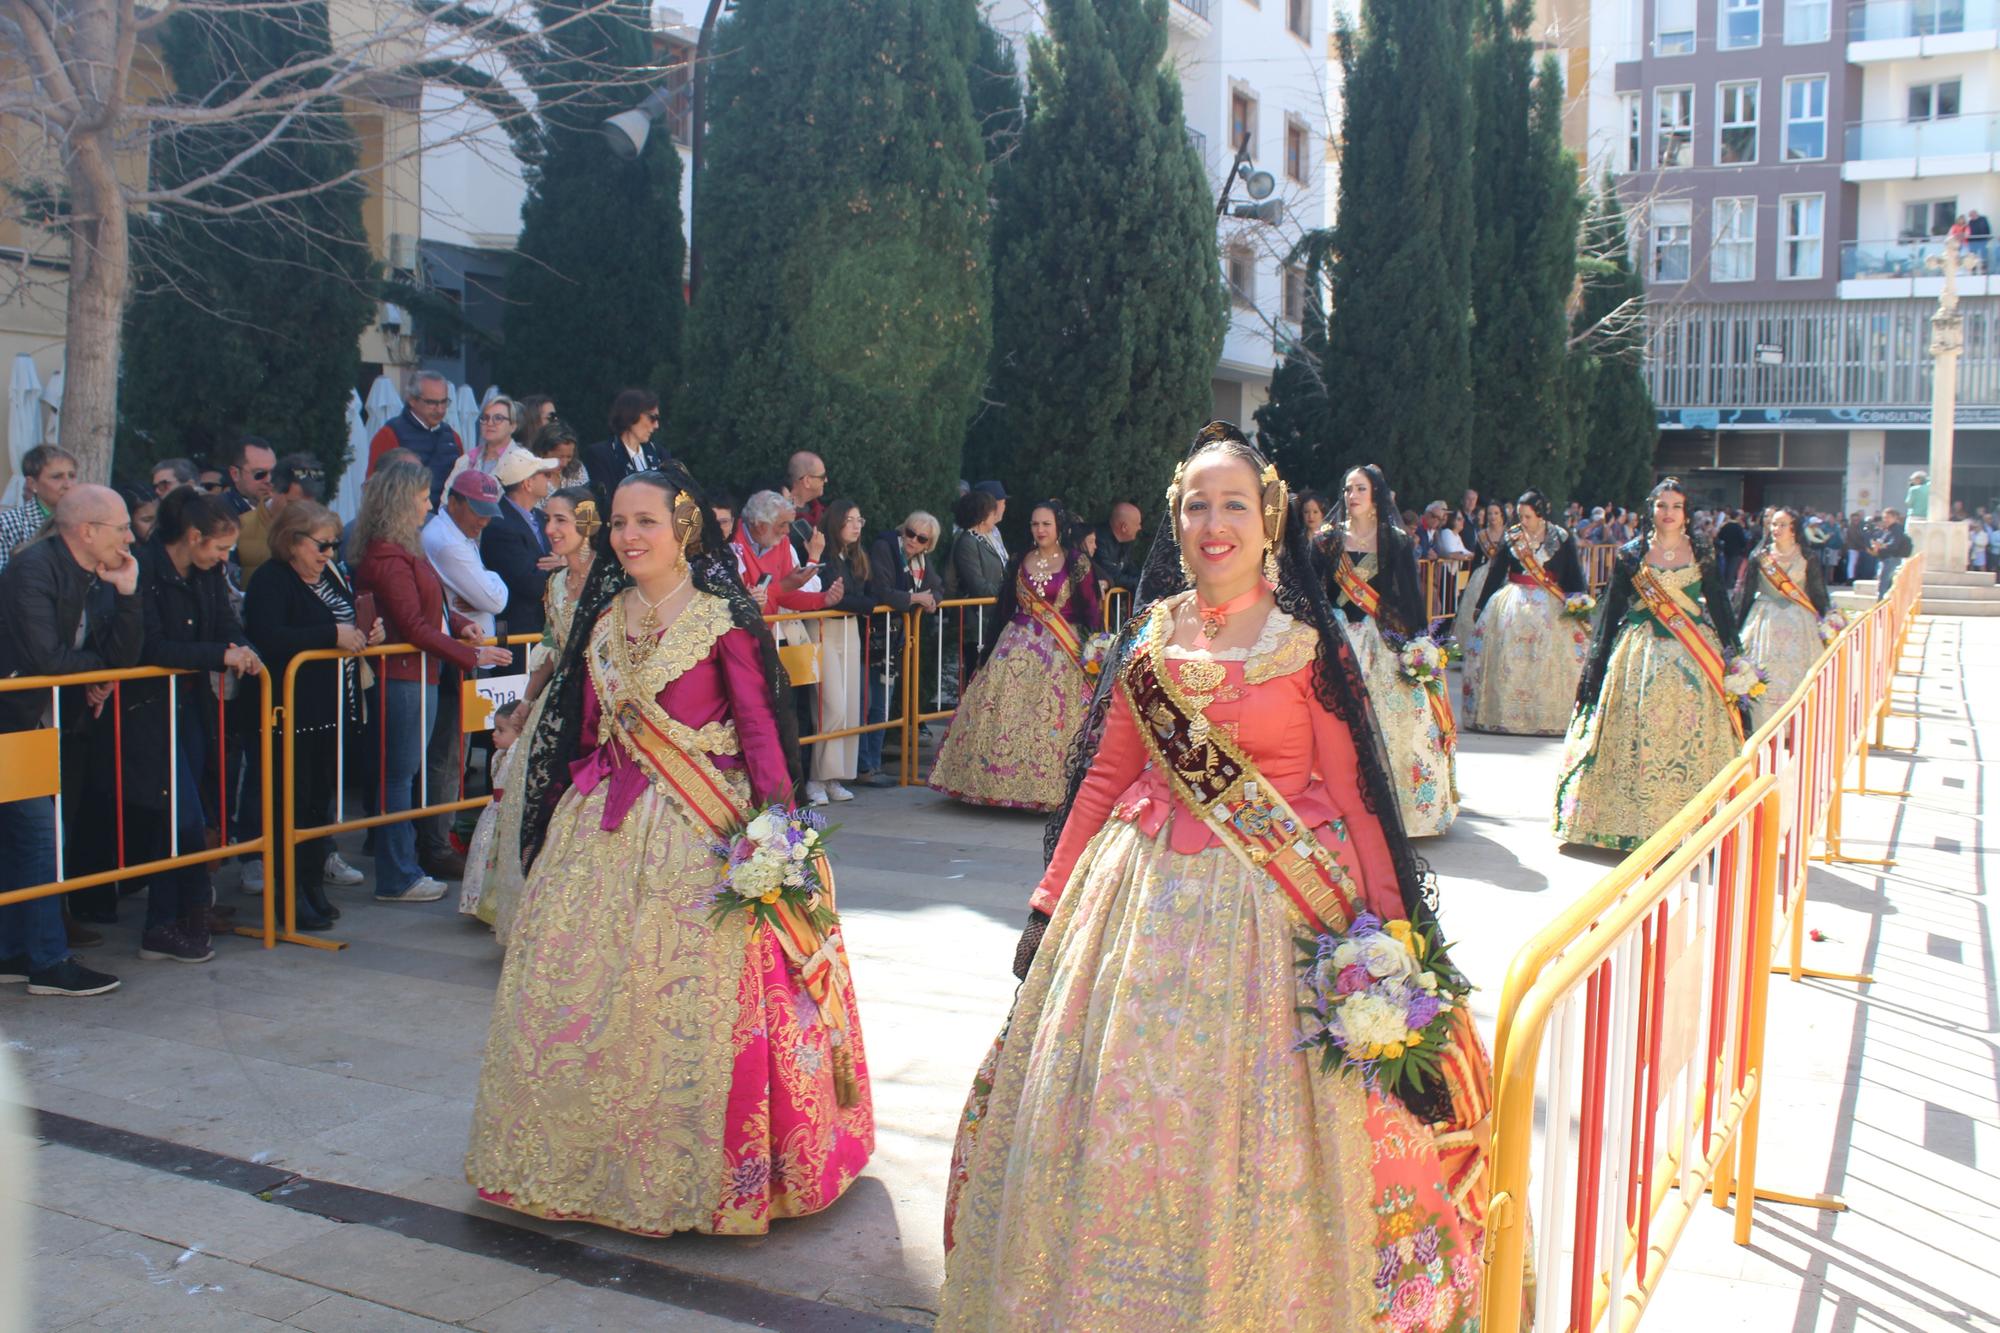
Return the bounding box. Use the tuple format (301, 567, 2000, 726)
(1318, 465, 1426, 642)
(106, 489, 262, 962)
(579, 388, 667, 513)
(861, 512, 945, 780)
(480, 451, 561, 672)
(244, 500, 384, 929)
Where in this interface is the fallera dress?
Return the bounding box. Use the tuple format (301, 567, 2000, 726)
(1325, 537, 1458, 838)
(464, 591, 874, 1235)
(1462, 523, 1592, 736)
(929, 556, 1100, 812)
(1449, 528, 1505, 657)
(938, 600, 1493, 1332)
(1735, 548, 1828, 732)
(1554, 547, 1745, 851)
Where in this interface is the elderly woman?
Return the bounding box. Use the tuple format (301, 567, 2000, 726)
(529, 418, 587, 500)
(244, 500, 385, 929)
(732, 490, 844, 800)
(352, 461, 513, 903)
(446, 397, 517, 491)
(862, 511, 943, 784)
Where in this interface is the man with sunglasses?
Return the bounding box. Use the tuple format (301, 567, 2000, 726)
(222, 436, 277, 519)
(233, 453, 325, 580)
(365, 369, 465, 503)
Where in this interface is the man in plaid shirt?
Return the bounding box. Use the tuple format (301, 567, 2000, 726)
(0, 445, 78, 572)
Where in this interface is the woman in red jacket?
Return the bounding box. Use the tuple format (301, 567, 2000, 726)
(353, 461, 512, 902)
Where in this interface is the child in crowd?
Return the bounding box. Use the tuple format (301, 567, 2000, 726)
(457, 699, 525, 921)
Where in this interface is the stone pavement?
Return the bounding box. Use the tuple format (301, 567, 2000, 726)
(0, 619, 1990, 1330)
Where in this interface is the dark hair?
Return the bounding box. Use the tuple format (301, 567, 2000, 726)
(952, 488, 996, 531)
(982, 499, 1092, 670)
(1750, 505, 1807, 557)
(549, 483, 595, 512)
(512, 395, 555, 446)
(607, 388, 661, 437)
(1338, 463, 1404, 554)
(21, 444, 75, 478)
(821, 498, 870, 582)
(229, 435, 275, 470)
(531, 419, 579, 456)
(1516, 489, 1550, 522)
(1297, 489, 1329, 521)
(274, 452, 325, 500)
(155, 485, 241, 544)
(492, 698, 526, 727)
(152, 457, 197, 486)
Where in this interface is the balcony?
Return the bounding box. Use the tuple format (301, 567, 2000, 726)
(1839, 237, 1998, 296)
(1169, 0, 1212, 35)
(1848, 0, 2000, 57)
(1843, 111, 2000, 178)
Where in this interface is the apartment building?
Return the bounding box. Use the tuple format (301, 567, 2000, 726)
(987, 0, 1331, 426)
(1586, 0, 2000, 514)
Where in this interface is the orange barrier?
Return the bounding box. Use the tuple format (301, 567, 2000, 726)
(0, 665, 283, 947)
(1419, 557, 1468, 621)
(1480, 554, 1926, 1331)
(1581, 543, 1618, 592)
(766, 605, 916, 784)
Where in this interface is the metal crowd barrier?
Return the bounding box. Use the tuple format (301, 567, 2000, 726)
(1418, 557, 1467, 621)
(768, 605, 913, 782)
(1480, 553, 1927, 1331)
(0, 665, 283, 946)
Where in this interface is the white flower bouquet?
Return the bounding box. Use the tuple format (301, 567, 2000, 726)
(1722, 655, 1769, 709)
(1079, 631, 1118, 680)
(1818, 610, 1849, 645)
(1397, 635, 1446, 687)
(709, 804, 837, 932)
(1562, 592, 1597, 620)
(1297, 913, 1469, 1098)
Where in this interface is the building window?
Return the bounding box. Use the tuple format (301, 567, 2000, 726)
(1656, 0, 1695, 53)
(1722, 0, 1762, 47)
(1713, 197, 1757, 281)
(1619, 92, 1641, 172)
(1784, 0, 1829, 41)
(1283, 264, 1307, 323)
(1285, 120, 1309, 184)
(1231, 91, 1257, 154)
(1287, 0, 1309, 40)
(1783, 76, 1826, 160)
(1904, 198, 1958, 238)
(1651, 199, 1693, 282)
(1915, 0, 1968, 34)
(1228, 247, 1256, 307)
(1780, 193, 1824, 278)
(1655, 86, 1694, 168)
(1908, 80, 1962, 122)
(1718, 81, 1759, 164)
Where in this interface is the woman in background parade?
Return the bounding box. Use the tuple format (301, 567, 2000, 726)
(939, 425, 1496, 1331)
(1462, 491, 1591, 736)
(1451, 501, 1509, 666)
(466, 465, 872, 1237)
(929, 501, 1100, 812)
(1555, 479, 1746, 850)
(461, 485, 597, 936)
(1319, 466, 1458, 836)
(1734, 506, 1831, 728)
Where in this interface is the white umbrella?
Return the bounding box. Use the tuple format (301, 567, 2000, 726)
(362, 372, 400, 438)
(39, 368, 61, 461)
(5, 355, 42, 507)
(449, 383, 478, 452)
(333, 389, 368, 525)
(480, 384, 502, 407)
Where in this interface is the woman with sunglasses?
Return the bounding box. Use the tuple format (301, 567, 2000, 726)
(929, 500, 1100, 811)
(244, 501, 386, 928)
(861, 513, 944, 783)
(580, 388, 666, 512)
(445, 397, 520, 492)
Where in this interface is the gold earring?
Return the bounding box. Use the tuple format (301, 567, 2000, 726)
(1263, 544, 1280, 585)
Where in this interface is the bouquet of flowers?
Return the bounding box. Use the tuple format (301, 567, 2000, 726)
(1079, 632, 1118, 680)
(1397, 636, 1447, 687)
(1562, 592, 1597, 620)
(709, 805, 837, 932)
(1723, 655, 1769, 709)
(1297, 913, 1469, 1098)
(1818, 609, 1850, 645)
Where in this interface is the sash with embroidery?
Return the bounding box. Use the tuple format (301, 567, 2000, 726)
(1757, 551, 1817, 617)
(1332, 549, 1383, 619)
(1017, 566, 1084, 667)
(1506, 525, 1564, 598)
(591, 608, 862, 1104)
(1629, 563, 1744, 742)
(1119, 604, 1491, 1214)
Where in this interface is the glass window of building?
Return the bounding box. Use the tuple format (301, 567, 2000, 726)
(1655, 86, 1694, 168)
(1784, 0, 1829, 42)
(1718, 81, 1760, 164)
(1652, 199, 1693, 281)
(1723, 0, 1762, 47)
(1780, 194, 1824, 278)
(1784, 76, 1827, 160)
(1713, 197, 1757, 281)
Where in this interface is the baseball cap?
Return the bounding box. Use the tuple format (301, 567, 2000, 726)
(449, 468, 503, 517)
(974, 480, 1008, 501)
(495, 447, 559, 490)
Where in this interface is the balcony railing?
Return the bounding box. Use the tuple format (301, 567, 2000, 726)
(1848, 0, 1997, 40)
(1845, 111, 2000, 159)
(1186, 125, 1207, 163)
(1172, 0, 1212, 18)
(1841, 236, 1995, 280)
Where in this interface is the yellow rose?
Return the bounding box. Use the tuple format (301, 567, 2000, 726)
(1382, 1041, 1404, 1059)
(1406, 1031, 1423, 1047)
(760, 890, 781, 905)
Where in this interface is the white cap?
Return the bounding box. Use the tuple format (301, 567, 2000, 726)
(496, 447, 560, 490)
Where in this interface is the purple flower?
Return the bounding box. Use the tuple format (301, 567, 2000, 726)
(1351, 911, 1383, 936)
(729, 1157, 771, 1199)
(1412, 1225, 1440, 1267)
(1405, 993, 1442, 1030)
(1374, 1244, 1402, 1291)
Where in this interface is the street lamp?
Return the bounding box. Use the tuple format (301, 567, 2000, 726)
(600, 85, 677, 160)
(1215, 132, 1281, 224)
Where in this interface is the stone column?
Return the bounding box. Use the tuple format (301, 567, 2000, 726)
(1910, 232, 1970, 573)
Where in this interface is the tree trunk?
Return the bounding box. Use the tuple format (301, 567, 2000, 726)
(59, 134, 129, 484)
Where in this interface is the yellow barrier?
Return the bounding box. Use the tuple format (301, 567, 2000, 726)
(764, 605, 916, 784)
(0, 665, 283, 948)
(1480, 554, 1927, 1331)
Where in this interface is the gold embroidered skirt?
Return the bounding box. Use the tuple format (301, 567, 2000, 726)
(1348, 617, 1457, 837)
(1464, 583, 1591, 737)
(1740, 597, 1822, 732)
(929, 617, 1092, 812)
(939, 821, 1483, 1331)
(1553, 621, 1741, 851)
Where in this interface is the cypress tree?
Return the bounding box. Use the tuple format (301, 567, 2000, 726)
(674, 0, 990, 524)
(1570, 178, 1658, 507)
(964, 0, 1225, 522)
(1321, 0, 1475, 506)
(498, 0, 684, 436)
(1468, 1, 1583, 505)
(119, 2, 373, 484)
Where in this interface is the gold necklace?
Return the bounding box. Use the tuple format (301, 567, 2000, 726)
(1026, 549, 1062, 579)
(629, 575, 688, 656)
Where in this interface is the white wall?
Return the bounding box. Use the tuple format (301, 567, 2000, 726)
(1856, 50, 2000, 121)
(1855, 176, 1997, 237)
(419, 84, 529, 250)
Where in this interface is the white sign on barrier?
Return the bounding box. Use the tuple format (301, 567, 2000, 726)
(462, 673, 529, 732)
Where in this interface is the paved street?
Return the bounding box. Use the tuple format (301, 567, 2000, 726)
(0, 618, 1992, 1331)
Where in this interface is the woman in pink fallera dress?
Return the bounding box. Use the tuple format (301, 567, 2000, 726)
(465, 466, 873, 1236)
